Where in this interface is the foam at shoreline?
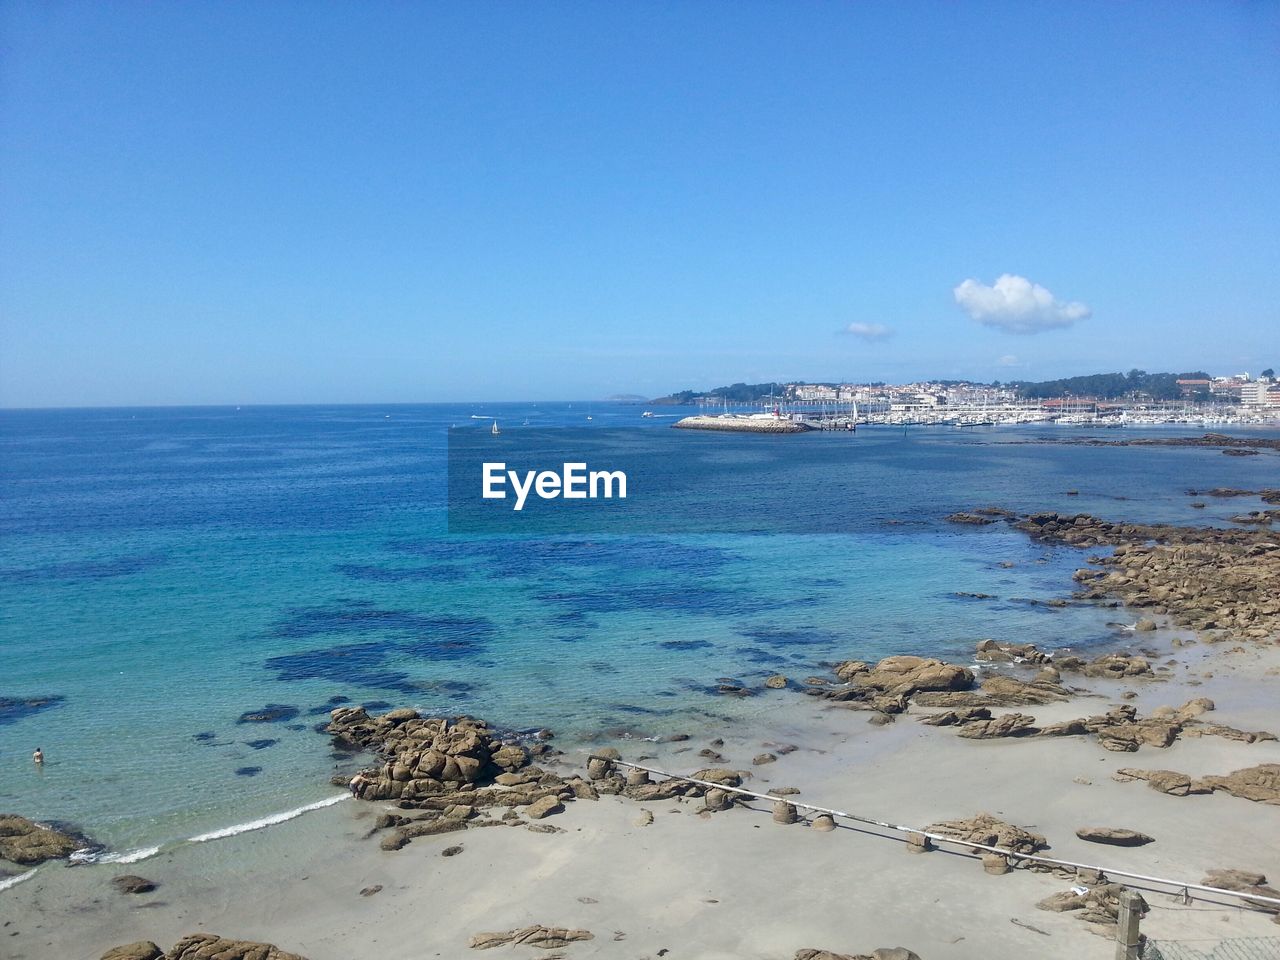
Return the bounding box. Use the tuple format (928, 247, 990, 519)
(188, 794, 349, 843)
(97, 845, 164, 865)
(0, 868, 38, 893)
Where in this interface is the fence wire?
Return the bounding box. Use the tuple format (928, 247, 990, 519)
(1144, 937, 1280, 960)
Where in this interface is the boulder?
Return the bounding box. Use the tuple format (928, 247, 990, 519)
(525, 796, 564, 820)
(1074, 827, 1154, 847)
(111, 874, 158, 894)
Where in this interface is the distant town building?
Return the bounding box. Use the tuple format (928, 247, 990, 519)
(1241, 381, 1280, 407)
(1176, 378, 1211, 398)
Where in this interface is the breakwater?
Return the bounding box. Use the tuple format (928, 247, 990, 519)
(673, 415, 813, 433)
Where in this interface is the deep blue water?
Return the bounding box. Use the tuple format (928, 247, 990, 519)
(1, 403, 1278, 856)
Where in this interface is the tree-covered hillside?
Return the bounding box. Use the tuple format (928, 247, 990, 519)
(1013, 370, 1211, 401)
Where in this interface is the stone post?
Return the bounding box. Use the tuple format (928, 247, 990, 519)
(1115, 889, 1142, 960)
(772, 800, 798, 824)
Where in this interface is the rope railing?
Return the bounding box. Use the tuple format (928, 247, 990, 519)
(588, 755, 1280, 910)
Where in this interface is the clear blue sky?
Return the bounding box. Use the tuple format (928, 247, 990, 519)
(2, 2, 1277, 406)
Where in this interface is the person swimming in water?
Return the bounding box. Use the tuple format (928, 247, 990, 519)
(33, 747, 44, 764)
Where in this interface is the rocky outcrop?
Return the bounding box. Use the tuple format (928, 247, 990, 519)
(1202, 870, 1280, 916)
(0, 814, 86, 865)
(1011, 512, 1280, 642)
(468, 926, 594, 949)
(327, 708, 591, 849)
(916, 699, 1248, 753)
(946, 512, 995, 525)
(974, 640, 1052, 665)
(102, 935, 307, 960)
(1200, 764, 1280, 805)
(812, 656, 975, 714)
(1037, 884, 1148, 929)
(924, 813, 1048, 856)
(1117, 764, 1280, 804)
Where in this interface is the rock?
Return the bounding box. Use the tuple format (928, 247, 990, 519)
(101, 943, 164, 960)
(867, 712, 893, 726)
(1074, 827, 1154, 847)
(1080, 653, 1152, 680)
(704, 789, 732, 812)
(925, 813, 1048, 855)
(111, 874, 158, 894)
(525, 796, 564, 820)
(753, 753, 777, 765)
(765, 675, 789, 689)
(956, 713, 1038, 738)
(469, 926, 594, 950)
(237, 704, 299, 724)
(1037, 885, 1148, 929)
(380, 832, 409, 851)
(691, 768, 743, 787)
(919, 706, 991, 726)
(634, 810, 654, 827)
(382, 707, 420, 724)
(1135, 618, 1157, 632)
(442, 845, 464, 856)
(359, 885, 382, 896)
(947, 512, 995, 525)
(0, 814, 86, 865)
(163, 933, 308, 960)
(982, 852, 1010, 875)
(812, 814, 836, 832)
(1202, 870, 1280, 913)
(979, 675, 1069, 705)
(1200, 764, 1280, 804)
(860, 656, 975, 698)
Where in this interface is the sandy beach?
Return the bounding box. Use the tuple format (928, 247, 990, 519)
(5, 612, 1279, 960)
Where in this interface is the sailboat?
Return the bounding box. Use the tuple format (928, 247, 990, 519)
(491, 420, 500, 436)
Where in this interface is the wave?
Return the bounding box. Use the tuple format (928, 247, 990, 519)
(0, 869, 37, 893)
(188, 794, 348, 843)
(97, 845, 163, 864)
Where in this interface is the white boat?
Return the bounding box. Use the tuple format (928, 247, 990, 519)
(641, 411, 654, 418)
(491, 420, 500, 436)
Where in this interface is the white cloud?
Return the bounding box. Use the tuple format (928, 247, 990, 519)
(843, 322, 893, 340)
(997, 354, 1020, 366)
(953, 274, 1091, 334)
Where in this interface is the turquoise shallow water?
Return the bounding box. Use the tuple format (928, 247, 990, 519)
(1, 404, 1278, 857)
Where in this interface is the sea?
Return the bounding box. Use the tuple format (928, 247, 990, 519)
(2, 403, 1278, 876)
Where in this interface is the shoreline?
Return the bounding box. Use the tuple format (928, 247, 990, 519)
(5, 507, 1279, 959)
(7, 630, 1278, 959)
